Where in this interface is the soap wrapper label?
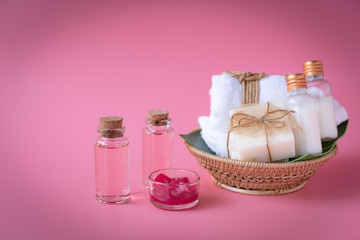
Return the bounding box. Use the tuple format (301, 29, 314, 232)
(227, 102, 296, 162)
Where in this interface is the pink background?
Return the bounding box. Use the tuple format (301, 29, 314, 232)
(1, 0, 359, 239)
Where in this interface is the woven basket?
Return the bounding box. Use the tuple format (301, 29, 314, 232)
(186, 71, 341, 195)
(185, 137, 338, 195)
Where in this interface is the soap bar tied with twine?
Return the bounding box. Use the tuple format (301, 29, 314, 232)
(227, 102, 295, 162)
(223, 71, 295, 162)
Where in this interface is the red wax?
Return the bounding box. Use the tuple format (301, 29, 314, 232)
(150, 174, 199, 205)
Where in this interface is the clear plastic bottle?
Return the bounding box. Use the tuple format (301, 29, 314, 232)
(304, 60, 338, 141)
(285, 74, 322, 157)
(95, 116, 130, 204)
(142, 110, 174, 188)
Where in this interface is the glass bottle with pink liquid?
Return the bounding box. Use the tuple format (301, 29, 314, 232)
(95, 116, 130, 204)
(142, 110, 175, 188)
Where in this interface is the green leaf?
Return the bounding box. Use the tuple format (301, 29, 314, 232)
(290, 119, 348, 162)
(180, 129, 215, 155)
(180, 120, 348, 162)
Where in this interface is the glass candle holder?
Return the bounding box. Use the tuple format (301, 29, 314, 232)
(148, 168, 200, 210)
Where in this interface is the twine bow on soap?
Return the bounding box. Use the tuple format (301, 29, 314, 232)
(227, 102, 294, 162)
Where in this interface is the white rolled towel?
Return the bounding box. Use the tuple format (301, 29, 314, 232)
(199, 73, 348, 157)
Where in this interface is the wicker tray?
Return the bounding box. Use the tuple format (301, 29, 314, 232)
(183, 72, 346, 195)
(184, 137, 338, 195)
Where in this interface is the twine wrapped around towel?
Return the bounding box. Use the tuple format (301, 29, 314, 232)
(223, 71, 267, 105)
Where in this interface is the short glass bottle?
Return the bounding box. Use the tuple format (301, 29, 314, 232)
(142, 110, 175, 188)
(285, 74, 322, 157)
(304, 60, 338, 141)
(95, 116, 130, 204)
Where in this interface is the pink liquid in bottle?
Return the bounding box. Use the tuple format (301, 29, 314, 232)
(95, 116, 130, 204)
(142, 110, 174, 188)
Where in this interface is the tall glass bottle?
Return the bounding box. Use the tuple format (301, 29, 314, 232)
(285, 74, 322, 157)
(142, 110, 174, 188)
(95, 116, 130, 204)
(304, 60, 338, 141)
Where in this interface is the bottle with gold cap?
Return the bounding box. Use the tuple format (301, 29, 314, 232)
(285, 74, 322, 157)
(142, 110, 174, 188)
(95, 116, 130, 203)
(304, 60, 338, 141)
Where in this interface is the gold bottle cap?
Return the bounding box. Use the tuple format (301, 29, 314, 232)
(304, 60, 324, 77)
(286, 73, 307, 91)
(147, 110, 169, 126)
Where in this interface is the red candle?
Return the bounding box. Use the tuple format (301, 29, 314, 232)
(149, 169, 200, 210)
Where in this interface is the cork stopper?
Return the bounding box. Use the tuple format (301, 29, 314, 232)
(147, 110, 169, 126)
(286, 73, 307, 91)
(99, 116, 124, 138)
(304, 60, 324, 77)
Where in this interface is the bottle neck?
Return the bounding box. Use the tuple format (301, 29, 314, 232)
(287, 88, 308, 96)
(147, 123, 171, 132)
(145, 118, 171, 132)
(98, 127, 125, 138)
(306, 74, 324, 82)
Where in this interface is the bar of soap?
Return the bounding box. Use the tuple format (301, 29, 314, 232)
(228, 103, 295, 162)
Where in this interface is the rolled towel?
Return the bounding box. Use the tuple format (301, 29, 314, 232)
(334, 99, 348, 126)
(199, 73, 349, 157)
(199, 116, 228, 157)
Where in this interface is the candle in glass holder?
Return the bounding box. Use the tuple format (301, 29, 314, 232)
(148, 169, 200, 210)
